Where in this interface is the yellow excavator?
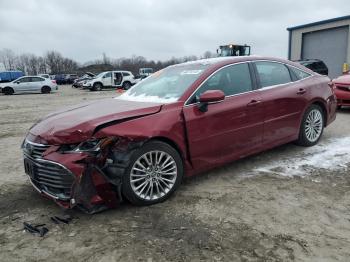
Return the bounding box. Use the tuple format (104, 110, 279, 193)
(217, 44, 251, 57)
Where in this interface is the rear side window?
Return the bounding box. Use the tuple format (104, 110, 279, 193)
(31, 77, 44, 82)
(255, 62, 291, 88)
(192, 63, 253, 101)
(289, 66, 311, 81)
(122, 72, 130, 76)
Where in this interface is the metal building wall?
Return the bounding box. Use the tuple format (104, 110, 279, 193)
(288, 17, 350, 78)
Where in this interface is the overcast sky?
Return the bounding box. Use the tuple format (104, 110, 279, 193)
(0, 0, 348, 63)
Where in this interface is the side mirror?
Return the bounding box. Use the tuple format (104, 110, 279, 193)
(198, 90, 225, 112)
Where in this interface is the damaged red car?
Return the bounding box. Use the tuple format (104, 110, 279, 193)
(22, 56, 337, 213)
(333, 74, 350, 108)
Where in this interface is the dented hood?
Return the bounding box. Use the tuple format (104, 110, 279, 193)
(29, 98, 162, 144)
(333, 74, 350, 85)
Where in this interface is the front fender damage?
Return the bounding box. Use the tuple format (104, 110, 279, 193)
(62, 137, 146, 214)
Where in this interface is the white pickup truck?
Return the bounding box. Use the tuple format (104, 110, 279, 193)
(83, 71, 137, 91)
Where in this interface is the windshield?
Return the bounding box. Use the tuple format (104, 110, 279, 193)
(220, 47, 232, 56)
(117, 64, 209, 103)
(94, 72, 105, 78)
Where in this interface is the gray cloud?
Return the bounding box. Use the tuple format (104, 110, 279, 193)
(0, 0, 348, 62)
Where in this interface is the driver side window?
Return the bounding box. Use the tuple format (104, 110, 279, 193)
(18, 77, 30, 83)
(104, 72, 112, 78)
(190, 63, 253, 103)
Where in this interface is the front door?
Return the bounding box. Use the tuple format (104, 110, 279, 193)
(15, 77, 31, 92)
(102, 72, 112, 87)
(183, 62, 264, 170)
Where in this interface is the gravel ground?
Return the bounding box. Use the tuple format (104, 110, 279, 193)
(0, 86, 349, 262)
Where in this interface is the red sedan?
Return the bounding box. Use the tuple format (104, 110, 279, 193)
(333, 74, 350, 108)
(22, 56, 337, 213)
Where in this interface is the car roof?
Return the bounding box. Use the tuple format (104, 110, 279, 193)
(172, 56, 302, 68)
(19, 76, 45, 78)
(295, 59, 323, 63)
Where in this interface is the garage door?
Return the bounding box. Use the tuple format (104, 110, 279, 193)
(302, 26, 349, 78)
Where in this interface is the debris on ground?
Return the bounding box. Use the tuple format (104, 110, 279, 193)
(23, 222, 49, 237)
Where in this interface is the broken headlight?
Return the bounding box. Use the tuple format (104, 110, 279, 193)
(59, 138, 103, 153)
(59, 137, 116, 154)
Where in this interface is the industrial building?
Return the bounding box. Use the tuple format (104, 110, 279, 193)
(288, 15, 350, 78)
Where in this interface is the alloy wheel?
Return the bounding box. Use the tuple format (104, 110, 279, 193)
(305, 109, 323, 142)
(130, 150, 177, 201)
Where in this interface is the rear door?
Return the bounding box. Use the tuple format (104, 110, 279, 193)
(30, 77, 45, 92)
(253, 61, 310, 146)
(183, 62, 264, 170)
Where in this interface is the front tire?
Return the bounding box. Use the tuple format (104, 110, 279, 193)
(122, 141, 183, 206)
(3, 87, 14, 95)
(92, 83, 102, 91)
(296, 104, 324, 147)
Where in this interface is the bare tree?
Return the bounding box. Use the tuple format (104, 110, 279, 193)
(0, 48, 17, 70)
(45, 50, 64, 74)
(202, 50, 215, 59)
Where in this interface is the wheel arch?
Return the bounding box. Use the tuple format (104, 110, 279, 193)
(149, 136, 185, 163)
(93, 81, 103, 87)
(3, 86, 14, 94)
(310, 99, 328, 126)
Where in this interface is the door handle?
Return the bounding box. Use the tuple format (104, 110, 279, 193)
(247, 100, 262, 107)
(297, 88, 306, 95)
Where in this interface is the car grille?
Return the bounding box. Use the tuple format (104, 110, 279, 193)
(23, 140, 50, 159)
(23, 140, 75, 200)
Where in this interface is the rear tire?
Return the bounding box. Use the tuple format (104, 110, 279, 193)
(122, 81, 131, 90)
(296, 104, 324, 147)
(122, 140, 183, 206)
(92, 83, 102, 91)
(3, 87, 14, 95)
(41, 86, 51, 94)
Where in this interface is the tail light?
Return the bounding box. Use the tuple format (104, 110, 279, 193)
(51, 80, 57, 84)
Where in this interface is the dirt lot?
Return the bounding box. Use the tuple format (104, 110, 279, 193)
(0, 86, 349, 262)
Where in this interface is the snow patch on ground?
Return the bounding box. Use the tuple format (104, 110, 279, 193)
(253, 136, 350, 177)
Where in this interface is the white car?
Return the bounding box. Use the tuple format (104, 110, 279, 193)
(1, 76, 58, 95)
(83, 71, 137, 91)
(38, 74, 50, 79)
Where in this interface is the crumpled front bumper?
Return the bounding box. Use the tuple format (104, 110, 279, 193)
(23, 142, 120, 214)
(22, 137, 146, 213)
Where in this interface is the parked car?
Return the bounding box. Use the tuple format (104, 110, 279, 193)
(54, 74, 67, 85)
(83, 70, 137, 91)
(65, 74, 79, 84)
(139, 68, 154, 78)
(72, 72, 95, 88)
(1, 76, 58, 95)
(21, 56, 336, 212)
(333, 73, 350, 108)
(295, 59, 329, 76)
(0, 70, 24, 83)
(38, 74, 50, 79)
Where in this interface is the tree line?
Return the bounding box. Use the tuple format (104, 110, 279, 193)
(0, 48, 216, 76)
